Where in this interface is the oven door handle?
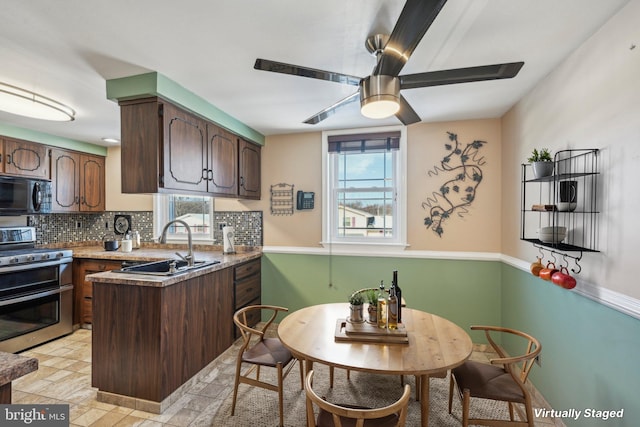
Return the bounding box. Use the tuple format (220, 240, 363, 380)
(0, 284, 73, 307)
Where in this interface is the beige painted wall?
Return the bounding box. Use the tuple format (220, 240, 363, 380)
(217, 121, 503, 251)
(216, 132, 323, 247)
(501, 0, 640, 299)
(407, 119, 501, 251)
(105, 146, 153, 211)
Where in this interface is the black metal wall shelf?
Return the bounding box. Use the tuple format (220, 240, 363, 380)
(520, 149, 600, 266)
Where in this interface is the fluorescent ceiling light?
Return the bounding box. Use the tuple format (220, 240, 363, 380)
(0, 82, 75, 121)
(101, 137, 120, 144)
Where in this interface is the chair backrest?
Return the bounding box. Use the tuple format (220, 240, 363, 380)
(233, 305, 288, 352)
(471, 325, 541, 384)
(304, 370, 411, 427)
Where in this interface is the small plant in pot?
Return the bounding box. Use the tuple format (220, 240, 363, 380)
(365, 289, 378, 323)
(527, 148, 554, 179)
(348, 291, 365, 323)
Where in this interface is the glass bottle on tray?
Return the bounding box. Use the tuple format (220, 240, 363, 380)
(377, 281, 387, 329)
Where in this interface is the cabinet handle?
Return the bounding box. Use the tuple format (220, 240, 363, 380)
(208, 169, 213, 181)
(6, 154, 11, 165)
(80, 196, 85, 205)
(0, 154, 2, 163)
(240, 176, 245, 187)
(202, 168, 208, 180)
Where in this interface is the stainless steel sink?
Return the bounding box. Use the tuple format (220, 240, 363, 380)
(114, 259, 220, 276)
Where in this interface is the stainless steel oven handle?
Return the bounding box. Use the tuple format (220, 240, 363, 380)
(0, 284, 73, 307)
(0, 258, 73, 273)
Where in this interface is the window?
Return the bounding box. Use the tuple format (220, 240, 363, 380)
(322, 126, 407, 249)
(153, 194, 214, 242)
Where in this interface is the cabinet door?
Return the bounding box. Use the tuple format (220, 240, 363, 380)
(50, 148, 80, 212)
(161, 102, 208, 192)
(2, 138, 49, 178)
(238, 139, 261, 199)
(80, 154, 105, 212)
(207, 124, 238, 196)
(72, 259, 122, 326)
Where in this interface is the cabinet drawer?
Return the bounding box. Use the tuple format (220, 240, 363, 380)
(82, 260, 122, 273)
(234, 258, 261, 281)
(235, 274, 261, 309)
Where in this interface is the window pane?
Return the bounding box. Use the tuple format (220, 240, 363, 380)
(167, 195, 211, 236)
(338, 152, 392, 189)
(333, 149, 395, 239)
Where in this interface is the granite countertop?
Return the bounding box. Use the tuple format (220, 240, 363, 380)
(80, 244, 262, 287)
(0, 352, 38, 386)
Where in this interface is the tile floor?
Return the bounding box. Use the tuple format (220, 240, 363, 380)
(12, 329, 564, 426)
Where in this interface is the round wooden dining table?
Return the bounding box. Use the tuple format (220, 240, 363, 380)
(277, 303, 473, 427)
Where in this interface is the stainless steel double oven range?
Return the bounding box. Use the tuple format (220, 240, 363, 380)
(0, 226, 73, 353)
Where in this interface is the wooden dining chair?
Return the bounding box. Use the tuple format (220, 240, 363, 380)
(305, 370, 411, 427)
(231, 305, 303, 427)
(448, 325, 542, 427)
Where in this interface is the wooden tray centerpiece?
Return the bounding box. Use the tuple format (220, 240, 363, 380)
(334, 319, 409, 344)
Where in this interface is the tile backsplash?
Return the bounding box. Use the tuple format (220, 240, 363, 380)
(27, 211, 263, 246)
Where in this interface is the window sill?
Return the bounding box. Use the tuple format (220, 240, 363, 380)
(319, 241, 409, 255)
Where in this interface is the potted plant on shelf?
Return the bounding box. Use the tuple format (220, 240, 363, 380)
(527, 148, 554, 178)
(348, 291, 364, 323)
(365, 289, 378, 323)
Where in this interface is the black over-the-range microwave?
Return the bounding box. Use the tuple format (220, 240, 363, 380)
(0, 176, 52, 215)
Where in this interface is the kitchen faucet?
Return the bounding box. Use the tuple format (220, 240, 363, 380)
(159, 219, 194, 267)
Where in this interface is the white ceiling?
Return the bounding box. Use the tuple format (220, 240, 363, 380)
(0, 0, 630, 146)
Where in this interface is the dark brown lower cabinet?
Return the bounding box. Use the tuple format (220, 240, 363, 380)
(91, 267, 233, 403)
(234, 258, 262, 338)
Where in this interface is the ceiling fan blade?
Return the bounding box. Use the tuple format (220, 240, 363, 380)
(254, 58, 361, 86)
(400, 62, 525, 90)
(303, 92, 360, 125)
(395, 95, 421, 125)
(374, 0, 448, 77)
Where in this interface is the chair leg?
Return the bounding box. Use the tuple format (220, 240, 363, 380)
(509, 402, 515, 421)
(277, 362, 284, 427)
(525, 398, 535, 427)
(231, 360, 242, 416)
(415, 375, 421, 401)
(462, 389, 470, 427)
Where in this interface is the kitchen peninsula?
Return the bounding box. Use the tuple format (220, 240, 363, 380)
(81, 246, 261, 413)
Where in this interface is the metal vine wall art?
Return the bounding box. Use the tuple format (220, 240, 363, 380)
(423, 132, 487, 237)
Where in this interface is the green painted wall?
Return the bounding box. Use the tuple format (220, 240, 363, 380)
(0, 123, 106, 155)
(106, 72, 264, 145)
(501, 264, 640, 426)
(261, 253, 502, 343)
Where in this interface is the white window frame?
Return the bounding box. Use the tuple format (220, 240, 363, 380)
(321, 125, 407, 252)
(153, 194, 215, 243)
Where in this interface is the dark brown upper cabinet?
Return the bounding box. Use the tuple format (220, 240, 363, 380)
(120, 97, 260, 199)
(0, 137, 50, 179)
(239, 138, 261, 199)
(50, 147, 105, 212)
(207, 123, 238, 196)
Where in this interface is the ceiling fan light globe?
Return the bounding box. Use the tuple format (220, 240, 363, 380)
(361, 97, 400, 119)
(359, 75, 400, 119)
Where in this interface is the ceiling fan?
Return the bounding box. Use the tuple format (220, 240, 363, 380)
(254, 0, 524, 126)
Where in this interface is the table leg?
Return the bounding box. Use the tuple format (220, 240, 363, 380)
(419, 374, 429, 427)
